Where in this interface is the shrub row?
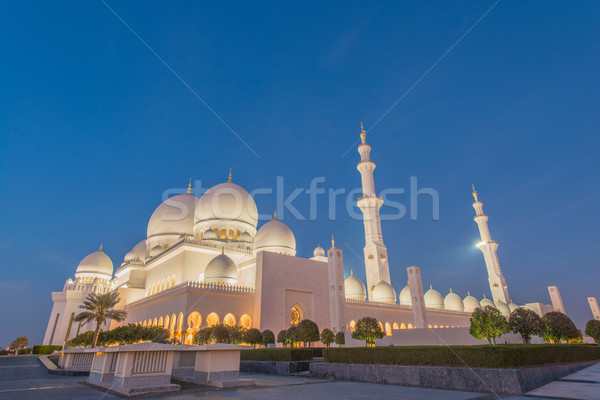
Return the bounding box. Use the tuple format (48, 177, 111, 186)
(32, 345, 62, 355)
(323, 345, 600, 368)
(241, 348, 314, 361)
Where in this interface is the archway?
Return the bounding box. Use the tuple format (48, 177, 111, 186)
(349, 320, 356, 332)
(385, 322, 392, 336)
(378, 321, 384, 333)
(392, 322, 399, 330)
(239, 314, 252, 329)
(169, 314, 177, 333)
(164, 315, 170, 329)
(407, 323, 414, 329)
(400, 322, 407, 329)
(187, 312, 202, 331)
(206, 312, 220, 327)
(223, 313, 236, 327)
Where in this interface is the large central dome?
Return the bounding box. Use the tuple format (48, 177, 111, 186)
(195, 181, 258, 238)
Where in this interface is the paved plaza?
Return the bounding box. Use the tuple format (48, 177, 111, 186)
(0, 356, 598, 400)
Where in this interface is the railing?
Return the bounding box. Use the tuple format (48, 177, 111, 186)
(186, 280, 255, 294)
(132, 351, 167, 374)
(72, 352, 94, 366)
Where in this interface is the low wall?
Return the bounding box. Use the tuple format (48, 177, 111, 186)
(310, 361, 595, 395)
(240, 361, 310, 375)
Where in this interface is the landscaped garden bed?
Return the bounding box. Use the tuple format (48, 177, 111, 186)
(323, 345, 600, 368)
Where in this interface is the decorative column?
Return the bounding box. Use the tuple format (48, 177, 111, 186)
(328, 235, 346, 333)
(547, 286, 566, 314)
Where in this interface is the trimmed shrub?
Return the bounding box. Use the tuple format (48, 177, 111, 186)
(543, 312, 578, 343)
(323, 345, 600, 368)
(261, 329, 276, 347)
(321, 328, 334, 348)
(17, 348, 32, 354)
(32, 345, 62, 354)
(335, 331, 345, 347)
(240, 348, 314, 361)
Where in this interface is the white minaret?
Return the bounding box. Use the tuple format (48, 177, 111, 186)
(548, 286, 566, 314)
(472, 186, 510, 304)
(357, 123, 391, 300)
(328, 235, 346, 333)
(588, 297, 600, 321)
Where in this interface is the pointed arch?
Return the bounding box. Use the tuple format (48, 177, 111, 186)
(177, 312, 184, 333)
(385, 322, 392, 336)
(400, 322, 407, 329)
(223, 313, 236, 327)
(206, 312, 220, 327)
(349, 320, 356, 332)
(392, 322, 399, 330)
(239, 314, 251, 329)
(407, 323, 414, 329)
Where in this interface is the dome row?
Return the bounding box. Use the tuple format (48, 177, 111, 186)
(344, 275, 517, 316)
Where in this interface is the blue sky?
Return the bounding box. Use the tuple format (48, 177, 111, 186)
(1, 1, 599, 346)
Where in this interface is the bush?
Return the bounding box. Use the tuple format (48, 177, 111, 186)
(17, 348, 32, 354)
(261, 329, 275, 347)
(240, 348, 314, 361)
(352, 317, 384, 347)
(296, 319, 320, 347)
(509, 308, 544, 344)
(585, 320, 600, 345)
(321, 328, 334, 348)
(323, 345, 600, 368)
(245, 328, 263, 348)
(470, 306, 509, 345)
(543, 312, 578, 343)
(277, 330, 287, 347)
(32, 345, 62, 355)
(335, 331, 345, 347)
(285, 326, 299, 347)
(68, 325, 171, 347)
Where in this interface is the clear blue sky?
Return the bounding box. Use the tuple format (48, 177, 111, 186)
(1, 1, 599, 347)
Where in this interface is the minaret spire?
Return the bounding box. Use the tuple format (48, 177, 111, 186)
(356, 123, 391, 300)
(187, 179, 192, 194)
(228, 168, 232, 183)
(331, 234, 335, 248)
(472, 187, 509, 304)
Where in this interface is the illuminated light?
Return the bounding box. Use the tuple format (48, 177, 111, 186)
(96, 352, 102, 355)
(476, 242, 485, 248)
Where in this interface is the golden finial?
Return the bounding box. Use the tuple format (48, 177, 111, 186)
(99, 244, 103, 252)
(429, 284, 433, 290)
(187, 179, 191, 194)
(350, 270, 353, 276)
(468, 291, 471, 296)
(407, 280, 410, 287)
(472, 184, 478, 202)
(273, 210, 277, 220)
(331, 234, 335, 248)
(221, 247, 225, 255)
(483, 294, 486, 299)
(360, 122, 366, 144)
(228, 168, 232, 183)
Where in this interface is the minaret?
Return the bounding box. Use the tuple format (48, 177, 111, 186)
(357, 123, 391, 300)
(327, 235, 346, 333)
(472, 186, 509, 303)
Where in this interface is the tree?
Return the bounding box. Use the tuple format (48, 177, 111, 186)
(245, 328, 263, 348)
(277, 330, 287, 347)
(469, 306, 509, 345)
(229, 326, 247, 345)
(68, 325, 170, 347)
(585, 320, 600, 345)
(74, 292, 127, 348)
(508, 308, 544, 344)
(351, 317, 384, 347)
(261, 329, 275, 347)
(10, 336, 29, 352)
(285, 326, 299, 348)
(542, 312, 578, 344)
(296, 319, 320, 347)
(320, 329, 334, 348)
(211, 324, 231, 343)
(334, 331, 345, 347)
(193, 327, 213, 345)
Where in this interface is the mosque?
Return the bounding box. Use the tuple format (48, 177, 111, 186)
(43, 126, 567, 346)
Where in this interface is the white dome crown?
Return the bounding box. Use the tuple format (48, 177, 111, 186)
(147, 193, 197, 240)
(399, 283, 411, 306)
(508, 301, 519, 313)
(204, 250, 238, 285)
(76, 246, 113, 277)
(463, 292, 481, 313)
(495, 300, 510, 317)
(424, 285, 444, 310)
(444, 289, 464, 312)
(195, 177, 258, 238)
(253, 213, 296, 256)
(313, 244, 325, 258)
(480, 295, 495, 308)
(372, 281, 396, 304)
(344, 271, 366, 301)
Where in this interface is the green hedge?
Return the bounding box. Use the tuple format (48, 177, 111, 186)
(323, 345, 600, 368)
(241, 348, 314, 361)
(32, 345, 62, 355)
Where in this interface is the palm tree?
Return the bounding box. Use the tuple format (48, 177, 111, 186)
(74, 292, 127, 347)
(10, 336, 29, 353)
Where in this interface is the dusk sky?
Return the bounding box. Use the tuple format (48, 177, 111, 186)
(1, 1, 599, 347)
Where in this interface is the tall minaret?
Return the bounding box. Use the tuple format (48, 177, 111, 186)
(357, 123, 391, 300)
(472, 185, 509, 304)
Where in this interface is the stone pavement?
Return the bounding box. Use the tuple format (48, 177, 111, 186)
(0, 355, 598, 400)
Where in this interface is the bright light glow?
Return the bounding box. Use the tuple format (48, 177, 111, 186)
(476, 241, 485, 247)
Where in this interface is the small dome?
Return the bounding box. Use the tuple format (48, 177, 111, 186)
(253, 218, 296, 256)
(372, 281, 396, 304)
(399, 285, 411, 306)
(204, 253, 238, 285)
(313, 244, 325, 258)
(131, 240, 147, 260)
(65, 278, 73, 284)
(195, 182, 258, 230)
(508, 302, 519, 313)
(147, 193, 197, 239)
(463, 293, 481, 313)
(76, 248, 113, 277)
(239, 232, 252, 242)
(444, 290, 464, 312)
(203, 229, 217, 240)
(149, 245, 163, 257)
(495, 300, 510, 317)
(124, 249, 138, 263)
(424, 286, 444, 310)
(480, 296, 495, 308)
(344, 272, 366, 301)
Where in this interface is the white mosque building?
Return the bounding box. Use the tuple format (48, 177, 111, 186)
(43, 126, 567, 346)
